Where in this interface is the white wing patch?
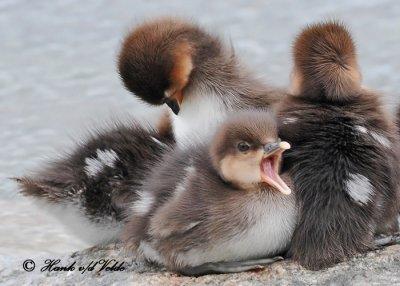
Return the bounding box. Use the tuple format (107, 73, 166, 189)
(282, 117, 298, 124)
(131, 191, 155, 216)
(151, 136, 167, 148)
(354, 125, 391, 148)
(182, 221, 201, 231)
(174, 165, 196, 197)
(84, 149, 119, 177)
(369, 131, 391, 148)
(355, 125, 368, 134)
(346, 173, 374, 205)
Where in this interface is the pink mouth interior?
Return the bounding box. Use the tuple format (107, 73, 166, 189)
(260, 156, 291, 195)
(261, 157, 278, 181)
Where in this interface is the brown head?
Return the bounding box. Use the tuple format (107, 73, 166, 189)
(210, 111, 291, 194)
(291, 21, 361, 101)
(118, 18, 222, 114)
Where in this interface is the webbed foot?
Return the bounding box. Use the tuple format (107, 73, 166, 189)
(374, 232, 400, 248)
(179, 256, 283, 276)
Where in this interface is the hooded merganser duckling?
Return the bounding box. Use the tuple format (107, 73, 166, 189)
(118, 18, 285, 147)
(122, 111, 297, 275)
(16, 120, 174, 244)
(276, 21, 400, 270)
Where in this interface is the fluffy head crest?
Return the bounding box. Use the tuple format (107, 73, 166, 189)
(292, 21, 361, 101)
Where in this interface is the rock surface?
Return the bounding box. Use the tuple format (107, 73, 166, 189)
(1, 243, 400, 285)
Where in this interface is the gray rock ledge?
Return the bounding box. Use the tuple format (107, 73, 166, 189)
(1, 243, 400, 286)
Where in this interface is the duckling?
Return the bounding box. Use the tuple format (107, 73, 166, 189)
(276, 21, 400, 270)
(16, 120, 174, 244)
(118, 18, 285, 147)
(122, 111, 297, 275)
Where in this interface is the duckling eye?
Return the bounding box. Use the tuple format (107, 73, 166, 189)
(237, 141, 250, 152)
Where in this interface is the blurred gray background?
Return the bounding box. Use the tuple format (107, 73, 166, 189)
(1, 0, 399, 261)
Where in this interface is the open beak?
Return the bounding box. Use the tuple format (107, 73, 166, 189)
(260, 141, 291, 195)
(163, 90, 183, 115)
